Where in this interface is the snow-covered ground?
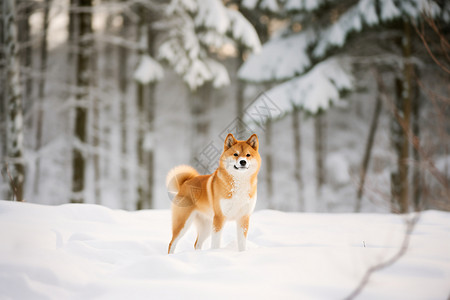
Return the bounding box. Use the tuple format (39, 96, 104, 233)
(1, 200, 449, 299)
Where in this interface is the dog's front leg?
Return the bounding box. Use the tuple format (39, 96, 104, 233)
(237, 215, 250, 251)
(211, 215, 224, 249)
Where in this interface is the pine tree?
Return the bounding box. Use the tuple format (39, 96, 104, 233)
(240, 0, 450, 212)
(229, 1, 268, 138)
(159, 0, 260, 168)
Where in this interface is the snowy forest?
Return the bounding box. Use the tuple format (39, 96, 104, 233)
(1, 0, 449, 213)
(2, 1, 450, 299)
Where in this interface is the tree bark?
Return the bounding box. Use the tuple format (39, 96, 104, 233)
(118, 13, 128, 207)
(17, 0, 33, 112)
(143, 12, 158, 210)
(91, 26, 101, 205)
(135, 22, 147, 209)
(67, 0, 80, 87)
(145, 82, 155, 209)
(411, 70, 421, 211)
(398, 20, 413, 213)
(0, 3, 6, 170)
(292, 106, 304, 211)
(70, 0, 92, 203)
(265, 119, 274, 209)
(315, 114, 325, 204)
(92, 96, 101, 205)
(190, 82, 212, 172)
(68, 0, 79, 59)
(33, 0, 50, 195)
(100, 13, 114, 178)
(3, 0, 25, 201)
(355, 87, 382, 212)
(136, 7, 159, 210)
(391, 78, 404, 213)
(236, 45, 246, 138)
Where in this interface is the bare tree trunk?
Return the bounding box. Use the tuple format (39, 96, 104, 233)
(68, 0, 79, 62)
(0, 3, 5, 164)
(236, 46, 246, 138)
(17, 0, 33, 113)
(70, 0, 92, 203)
(118, 14, 128, 207)
(412, 71, 421, 211)
(143, 12, 158, 210)
(398, 20, 413, 213)
(66, 0, 79, 96)
(355, 85, 383, 212)
(101, 14, 114, 178)
(292, 106, 304, 211)
(3, 0, 25, 201)
(91, 30, 101, 205)
(135, 21, 147, 209)
(33, 0, 50, 195)
(145, 82, 156, 209)
(135, 7, 159, 210)
(190, 83, 212, 171)
(92, 99, 101, 205)
(265, 119, 274, 209)
(391, 77, 403, 213)
(315, 114, 325, 207)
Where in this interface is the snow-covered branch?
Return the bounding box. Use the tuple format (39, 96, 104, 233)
(244, 57, 353, 120)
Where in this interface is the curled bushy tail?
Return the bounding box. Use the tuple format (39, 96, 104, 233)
(166, 165, 199, 195)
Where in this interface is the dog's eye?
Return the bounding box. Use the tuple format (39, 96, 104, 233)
(234, 153, 238, 157)
(246, 154, 251, 157)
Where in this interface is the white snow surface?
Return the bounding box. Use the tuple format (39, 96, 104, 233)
(1, 200, 450, 299)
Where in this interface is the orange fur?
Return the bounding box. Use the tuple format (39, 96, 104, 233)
(167, 134, 261, 254)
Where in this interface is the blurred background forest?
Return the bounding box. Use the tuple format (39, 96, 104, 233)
(1, 0, 449, 212)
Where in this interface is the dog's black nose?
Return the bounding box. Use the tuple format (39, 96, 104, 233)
(240, 160, 246, 166)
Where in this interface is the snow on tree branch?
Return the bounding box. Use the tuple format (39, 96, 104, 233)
(226, 9, 261, 53)
(160, 0, 261, 90)
(240, 0, 449, 83)
(133, 55, 164, 84)
(238, 29, 316, 82)
(313, 0, 446, 58)
(285, 0, 329, 12)
(244, 57, 353, 121)
(194, 0, 229, 34)
(204, 58, 230, 88)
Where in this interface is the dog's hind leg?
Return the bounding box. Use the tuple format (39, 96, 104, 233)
(194, 213, 212, 250)
(168, 205, 195, 254)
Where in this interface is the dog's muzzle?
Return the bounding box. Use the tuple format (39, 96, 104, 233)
(234, 159, 249, 170)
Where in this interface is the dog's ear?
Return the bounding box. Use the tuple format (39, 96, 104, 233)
(246, 134, 258, 151)
(224, 133, 238, 151)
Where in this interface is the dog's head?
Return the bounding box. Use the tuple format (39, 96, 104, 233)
(220, 133, 261, 176)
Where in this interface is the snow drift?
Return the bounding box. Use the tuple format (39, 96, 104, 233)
(0, 200, 449, 299)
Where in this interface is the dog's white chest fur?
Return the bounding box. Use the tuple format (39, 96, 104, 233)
(220, 175, 256, 220)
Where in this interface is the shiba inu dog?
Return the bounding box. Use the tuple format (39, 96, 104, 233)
(167, 133, 261, 254)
